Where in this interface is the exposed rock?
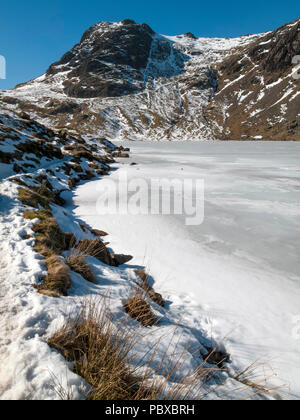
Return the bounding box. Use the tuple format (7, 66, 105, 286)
(204, 347, 230, 367)
(205, 18, 300, 140)
(112, 254, 133, 266)
(19, 111, 31, 120)
(184, 32, 197, 40)
(112, 151, 130, 158)
(91, 228, 109, 237)
(46, 20, 155, 99)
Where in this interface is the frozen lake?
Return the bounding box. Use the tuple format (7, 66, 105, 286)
(74, 141, 300, 399)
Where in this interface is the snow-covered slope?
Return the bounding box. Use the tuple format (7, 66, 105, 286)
(0, 112, 277, 400)
(0, 18, 299, 140)
(0, 111, 113, 398)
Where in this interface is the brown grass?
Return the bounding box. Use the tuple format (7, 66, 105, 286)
(65, 254, 96, 284)
(24, 209, 66, 257)
(24, 209, 69, 296)
(18, 187, 50, 209)
(233, 363, 277, 394)
(48, 298, 277, 400)
(135, 269, 166, 307)
(144, 288, 165, 307)
(124, 293, 158, 327)
(36, 255, 71, 297)
(32, 212, 67, 257)
(91, 228, 108, 237)
(76, 238, 114, 266)
(48, 301, 149, 400)
(23, 210, 43, 220)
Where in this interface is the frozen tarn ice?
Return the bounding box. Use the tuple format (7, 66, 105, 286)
(74, 140, 300, 400)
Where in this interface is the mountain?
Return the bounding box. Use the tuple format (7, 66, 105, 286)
(0, 18, 299, 140)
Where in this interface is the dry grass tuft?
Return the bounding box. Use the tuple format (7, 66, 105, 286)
(64, 232, 77, 250)
(144, 288, 165, 308)
(18, 179, 65, 210)
(135, 269, 148, 283)
(24, 209, 52, 220)
(135, 269, 166, 307)
(233, 363, 277, 394)
(66, 254, 97, 284)
(23, 210, 41, 220)
(48, 298, 277, 400)
(23, 208, 68, 258)
(76, 238, 114, 266)
(35, 255, 71, 297)
(124, 293, 158, 327)
(18, 187, 50, 209)
(48, 301, 149, 400)
(32, 213, 67, 256)
(90, 228, 108, 237)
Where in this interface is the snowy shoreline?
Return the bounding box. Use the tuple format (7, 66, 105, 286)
(0, 117, 298, 399)
(74, 140, 300, 400)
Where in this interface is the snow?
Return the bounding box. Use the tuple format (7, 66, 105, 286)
(0, 178, 240, 399)
(0, 17, 299, 398)
(1, 128, 268, 399)
(0, 181, 89, 399)
(258, 39, 272, 46)
(1, 136, 299, 399)
(249, 108, 264, 117)
(164, 33, 265, 59)
(289, 90, 300, 102)
(270, 86, 295, 108)
(285, 20, 300, 28)
(74, 141, 300, 400)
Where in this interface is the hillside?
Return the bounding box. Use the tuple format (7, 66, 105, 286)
(0, 18, 299, 140)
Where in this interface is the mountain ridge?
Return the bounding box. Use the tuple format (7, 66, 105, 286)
(0, 18, 299, 140)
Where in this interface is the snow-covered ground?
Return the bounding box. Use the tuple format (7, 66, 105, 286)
(74, 140, 300, 399)
(0, 176, 248, 400)
(0, 128, 257, 400)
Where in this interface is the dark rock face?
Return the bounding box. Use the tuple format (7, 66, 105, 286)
(47, 21, 156, 98)
(45, 20, 190, 99)
(112, 254, 133, 266)
(204, 348, 230, 367)
(49, 102, 81, 116)
(184, 32, 197, 40)
(205, 19, 300, 140)
(250, 19, 300, 74)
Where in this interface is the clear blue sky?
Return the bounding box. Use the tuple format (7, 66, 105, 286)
(0, 0, 299, 89)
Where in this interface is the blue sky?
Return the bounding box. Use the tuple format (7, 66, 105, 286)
(0, 0, 299, 89)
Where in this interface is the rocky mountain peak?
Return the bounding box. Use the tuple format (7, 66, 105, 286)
(45, 20, 158, 98)
(184, 32, 197, 40)
(0, 18, 299, 140)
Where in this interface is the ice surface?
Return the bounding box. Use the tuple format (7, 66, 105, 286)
(74, 141, 300, 399)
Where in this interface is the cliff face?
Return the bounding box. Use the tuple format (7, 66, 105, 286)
(0, 18, 299, 140)
(46, 20, 155, 99)
(205, 19, 300, 140)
